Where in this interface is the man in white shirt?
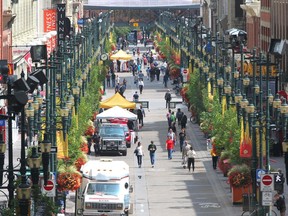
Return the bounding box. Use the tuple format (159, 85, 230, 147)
(138, 79, 144, 94)
(187, 147, 196, 172)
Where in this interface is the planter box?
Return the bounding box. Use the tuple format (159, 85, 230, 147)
(232, 185, 252, 205)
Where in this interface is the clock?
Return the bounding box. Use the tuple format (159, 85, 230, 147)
(100, 53, 108, 61)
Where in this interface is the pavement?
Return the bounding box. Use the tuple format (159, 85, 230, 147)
(64, 44, 282, 215)
(1, 44, 284, 215)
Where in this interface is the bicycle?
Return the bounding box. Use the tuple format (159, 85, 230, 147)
(189, 107, 197, 124)
(241, 207, 277, 216)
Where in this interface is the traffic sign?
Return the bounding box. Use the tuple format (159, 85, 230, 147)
(256, 169, 266, 182)
(42, 178, 56, 197)
(43, 180, 54, 191)
(183, 69, 188, 74)
(0, 120, 5, 126)
(262, 192, 273, 206)
(260, 174, 274, 191)
(262, 175, 272, 186)
(38, 146, 58, 153)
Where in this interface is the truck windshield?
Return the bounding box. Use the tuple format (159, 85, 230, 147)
(86, 183, 120, 196)
(99, 127, 124, 137)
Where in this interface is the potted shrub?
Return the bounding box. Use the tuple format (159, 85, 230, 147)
(218, 151, 232, 177)
(228, 164, 252, 204)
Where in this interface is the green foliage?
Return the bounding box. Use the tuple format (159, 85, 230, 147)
(32, 185, 58, 214)
(65, 63, 101, 166)
(114, 26, 131, 38)
(186, 68, 205, 115)
(199, 88, 243, 164)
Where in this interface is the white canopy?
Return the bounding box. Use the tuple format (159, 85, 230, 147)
(96, 106, 137, 120)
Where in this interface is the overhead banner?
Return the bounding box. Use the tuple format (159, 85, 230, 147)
(57, 4, 66, 48)
(44, 9, 57, 32)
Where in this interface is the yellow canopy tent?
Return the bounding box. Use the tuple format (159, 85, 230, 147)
(100, 92, 136, 109)
(110, 50, 133, 61)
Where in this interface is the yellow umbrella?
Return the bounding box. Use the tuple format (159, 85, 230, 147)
(110, 50, 133, 61)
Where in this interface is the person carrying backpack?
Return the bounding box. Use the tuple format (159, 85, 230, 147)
(133, 91, 139, 102)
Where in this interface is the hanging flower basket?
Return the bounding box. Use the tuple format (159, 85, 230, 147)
(80, 143, 89, 153)
(57, 171, 82, 191)
(74, 154, 88, 171)
(85, 126, 95, 136)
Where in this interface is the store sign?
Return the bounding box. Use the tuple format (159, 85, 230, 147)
(57, 4, 66, 48)
(44, 9, 57, 32)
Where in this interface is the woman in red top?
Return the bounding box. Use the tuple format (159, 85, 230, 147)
(166, 136, 174, 160)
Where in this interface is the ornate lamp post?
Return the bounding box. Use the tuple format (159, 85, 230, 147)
(243, 74, 250, 97)
(40, 134, 51, 185)
(81, 72, 87, 97)
(61, 103, 70, 141)
(235, 89, 243, 125)
(26, 147, 41, 185)
(203, 65, 209, 84)
(217, 76, 224, 102)
(32, 96, 40, 137)
(0, 134, 6, 185)
(72, 85, 80, 113)
(224, 83, 232, 109)
(26, 103, 34, 145)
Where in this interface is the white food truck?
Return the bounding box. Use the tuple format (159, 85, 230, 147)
(76, 159, 132, 216)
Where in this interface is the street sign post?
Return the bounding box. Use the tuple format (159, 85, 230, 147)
(38, 146, 58, 153)
(42, 179, 56, 197)
(262, 191, 273, 206)
(182, 68, 189, 83)
(260, 174, 274, 191)
(256, 169, 266, 182)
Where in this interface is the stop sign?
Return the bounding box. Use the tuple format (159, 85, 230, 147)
(183, 69, 188, 74)
(43, 180, 54, 191)
(262, 175, 273, 186)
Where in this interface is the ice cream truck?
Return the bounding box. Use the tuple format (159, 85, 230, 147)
(76, 159, 133, 216)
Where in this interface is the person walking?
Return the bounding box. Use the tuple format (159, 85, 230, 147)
(134, 142, 144, 168)
(182, 141, 191, 168)
(92, 132, 100, 156)
(179, 128, 186, 152)
(176, 108, 183, 127)
(116, 75, 120, 84)
(111, 72, 116, 87)
(163, 73, 169, 88)
(170, 111, 176, 126)
(148, 141, 157, 167)
(274, 193, 286, 216)
(187, 146, 196, 172)
(138, 79, 144, 94)
(133, 91, 139, 102)
(164, 90, 172, 109)
(137, 105, 145, 127)
(167, 128, 176, 147)
(180, 114, 188, 129)
(166, 109, 172, 127)
(106, 72, 111, 87)
(211, 144, 218, 169)
(166, 136, 174, 160)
